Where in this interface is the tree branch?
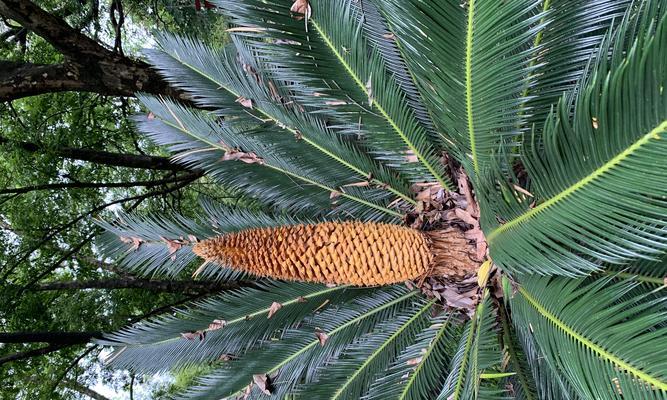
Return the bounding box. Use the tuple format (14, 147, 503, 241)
(0, 134, 185, 171)
(63, 379, 112, 400)
(32, 278, 241, 295)
(0, 343, 69, 365)
(0, 174, 193, 196)
(0, 0, 185, 101)
(0, 331, 102, 344)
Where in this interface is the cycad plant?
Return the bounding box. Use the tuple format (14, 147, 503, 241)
(97, 0, 667, 398)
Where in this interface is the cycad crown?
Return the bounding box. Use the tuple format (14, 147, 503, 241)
(97, 0, 667, 399)
(193, 222, 478, 285)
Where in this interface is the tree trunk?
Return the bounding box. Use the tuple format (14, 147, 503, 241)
(33, 278, 239, 294)
(63, 379, 112, 400)
(0, 331, 102, 345)
(0, 135, 184, 171)
(0, 0, 185, 102)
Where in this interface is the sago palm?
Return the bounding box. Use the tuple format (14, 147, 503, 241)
(97, 0, 667, 398)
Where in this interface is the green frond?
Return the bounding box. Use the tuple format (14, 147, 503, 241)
(483, 11, 667, 275)
(600, 252, 667, 287)
(365, 312, 461, 400)
(498, 302, 539, 400)
(376, 0, 546, 179)
(212, 0, 450, 189)
(502, 280, 581, 400)
(99, 282, 361, 373)
(299, 299, 435, 400)
(510, 275, 667, 398)
(96, 213, 215, 278)
(146, 32, 417, 207)
(438, 294, 505, 400)
(521, 0, 635, 127)
(136, 94, 403, 221)
(175, 286, 417, 399)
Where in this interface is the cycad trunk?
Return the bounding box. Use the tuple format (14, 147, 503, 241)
(193, 221, 478, 286)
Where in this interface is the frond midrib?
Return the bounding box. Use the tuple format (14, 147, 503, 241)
(487, 119, 667, 242)
(518, 286, 667, 390)
(465, 0, 478, 175)
(309, 19, 451, 191)
(331, 299, 436, 400)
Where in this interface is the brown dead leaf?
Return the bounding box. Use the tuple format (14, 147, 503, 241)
(161, 237, 183, 261)
(267, 80, 281, 101)
(238, 383, 252, 400)
(241, 63, 260, 83)
(342, 181, 370, 188)
(296, 296, 307, 303)
(275, 39, 302, 45)
(315, 331, 329, 346)
(403, 150, 418, 163)
(187, 234, 198, 243)
(119, 236, 144, 251)
(147, 112, 155, 120)
(512, 184, 533, 198)
(416, 189, 432, 202)
(325, 100, 347, 106)
(457, 168, 479, 217)
(236, 96, 253, 109)
(252, 374, 272, 395)
(330, 190, 341, 200)
(208, 319, 227, 331)
(267, 302, 282, 319)
(222, 149, 263, 165)
(382, 33, 396, 40)
(290, 0, 311, 21)
(181, 331, 206, 341)
(407, 357, 423, 366)
(454, 208, 477, 226)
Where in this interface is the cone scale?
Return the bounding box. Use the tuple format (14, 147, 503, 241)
(193, 221, 478, 286)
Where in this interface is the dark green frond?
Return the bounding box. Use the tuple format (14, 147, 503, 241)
(212, 0, 450, 189)
(299, 299, 435, 400)
(438, 294, 505, 400)
(483, 11, 667, 275)
(96, 213, 214, 278)
(365, 312, 461, 400)
(147, 32, 417, 207)
(377, 0, 546, 179)
(521, 0, 634, 127)
(176, 287, 417, 399)
(136, 94, 402, 221)
(99, 282, 361, 373)
(510, 275, 667, 398)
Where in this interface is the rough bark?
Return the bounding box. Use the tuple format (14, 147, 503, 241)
(0, 0, 185, 101)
